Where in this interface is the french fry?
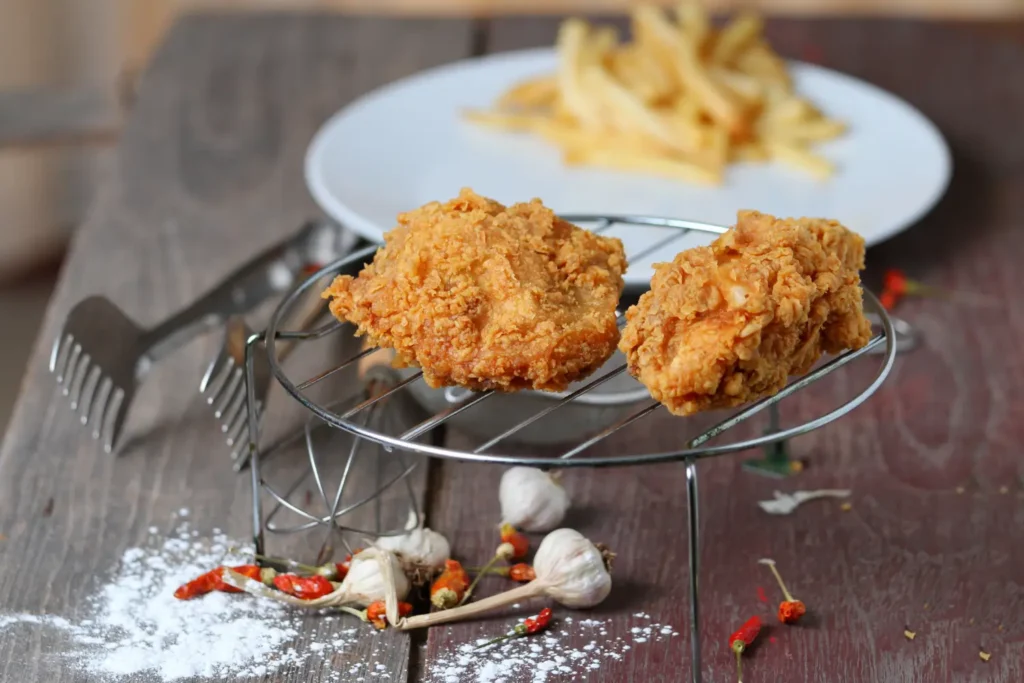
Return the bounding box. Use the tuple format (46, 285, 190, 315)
(565, 145, 723, 185)
(497, 76, 559, 110)
(676, 1, 711, 51)
(711, 13, 763, 65)
(763, 119, 846, 143)
(463, 109, 553, 132)
(764, 139, 834, 178)
(556, 19, 603, 129)
(464, 2, 845, 183)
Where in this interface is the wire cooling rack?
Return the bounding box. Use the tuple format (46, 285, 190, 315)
(240, 215, 898, 683)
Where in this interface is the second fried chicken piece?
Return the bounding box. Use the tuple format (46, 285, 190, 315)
(323, 188, 626, 392)
(619, 210, 872, 415)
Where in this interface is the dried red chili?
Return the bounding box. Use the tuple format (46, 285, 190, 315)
(173, 564, 264, 600)
(273, 574, 335, 600)
(476, 607, 554, 649)
(759, 558, 807, 625)
(508, 563, 536, 582)
(364, 600, 414, 630)
(430, 559, 471, 610)
(729, 616, 761, 683)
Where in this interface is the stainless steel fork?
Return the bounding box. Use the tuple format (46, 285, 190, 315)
(200, 285, 327, 464)
(49, 220, 351, 452)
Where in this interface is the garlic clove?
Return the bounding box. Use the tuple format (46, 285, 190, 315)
(343, 548, 411, 607)
(499, 467, 571, 532)
(532, 528, 612, 609)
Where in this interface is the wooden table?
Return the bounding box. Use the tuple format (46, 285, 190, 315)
(2, 13, 1023, 683)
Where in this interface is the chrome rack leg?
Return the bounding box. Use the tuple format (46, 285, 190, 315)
(245, 332, 265, 557)
(685, 455, 702, 683)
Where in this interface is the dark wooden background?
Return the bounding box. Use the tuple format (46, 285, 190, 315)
(1, 13, 1023, 683)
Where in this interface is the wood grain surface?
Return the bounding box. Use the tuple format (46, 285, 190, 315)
(1, 12, 1024, 683)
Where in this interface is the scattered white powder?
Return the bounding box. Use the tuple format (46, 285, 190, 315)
(0, 521, 369, 681)
(426, 614, 679, 682)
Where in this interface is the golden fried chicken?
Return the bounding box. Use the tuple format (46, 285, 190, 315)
(618, 210, 872, 415)
(323, 188, 627, 392)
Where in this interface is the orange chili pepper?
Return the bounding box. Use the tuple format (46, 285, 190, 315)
(499, 523, 529, 560)
(365, 600, 413, 630)
(173, 564, 262, 600)
(273, 574, 335, 600)
(431, 559, 471, 610)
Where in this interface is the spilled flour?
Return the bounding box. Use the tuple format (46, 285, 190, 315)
(0, 519, 366, 681)
(427, 612, 680, 683)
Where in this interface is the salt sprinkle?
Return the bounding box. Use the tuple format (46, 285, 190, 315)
(426, 614, 680, 682)
(0, 523, 366, 681)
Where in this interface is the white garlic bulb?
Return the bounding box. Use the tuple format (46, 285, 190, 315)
(531, 528, 612, 608)
(374, 527, 450, 571)
(499, 467, 571, 532)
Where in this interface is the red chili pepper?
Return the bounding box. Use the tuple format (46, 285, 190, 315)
(499, 523, 529, 560)
(779, 600, 807, 624)
(476, 607, 554, 649)
(729, 616, 761, 683)
(173, 564, 262, 600)
(884, 269, 909, 296)
(508, 563, 536, 583)
(365, 600, 413, 630)
(760, 558, 807, 625)
(880, 289, 900, 310)
(273, 574, 335, 600)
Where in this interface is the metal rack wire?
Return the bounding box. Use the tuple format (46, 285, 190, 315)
(241, 215, 898, 683)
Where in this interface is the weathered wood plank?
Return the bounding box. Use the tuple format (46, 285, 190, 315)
(0, 13, 473, 683)
(420, 17, 1024, 683)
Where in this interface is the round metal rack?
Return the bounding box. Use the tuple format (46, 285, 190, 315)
(241, 215, 899, 683)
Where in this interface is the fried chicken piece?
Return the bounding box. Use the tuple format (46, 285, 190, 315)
(619, 210, 872, 415)
(323, 188, 627, 392)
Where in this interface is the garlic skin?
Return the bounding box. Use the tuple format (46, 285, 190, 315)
(532, 528, 611, 609)
(374, 527, 450, 571)
(342, 549, 411, 607)
(499, 467, 571, 532)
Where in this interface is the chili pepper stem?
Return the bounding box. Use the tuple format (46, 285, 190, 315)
(758, 558, 796, 602)
(338, 606, 368, 622)
(460, 552, 506, 606)
(254, 552, 321, 574)
(397, 581, 543, 631)
(735, 647, 743, 683)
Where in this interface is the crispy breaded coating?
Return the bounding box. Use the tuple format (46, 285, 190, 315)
(323, 188, 627, 392)
(618, 210, 872, 415)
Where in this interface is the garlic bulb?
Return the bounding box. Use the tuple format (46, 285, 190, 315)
(223, 548, 409, 610)
(396, 528, 613, 630)
(499, 467, 570, 532)
(374, 527, 450, 572)
(530, 528, 612, 609)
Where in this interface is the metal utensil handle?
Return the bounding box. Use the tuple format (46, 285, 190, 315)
(140, 222, 327, 364)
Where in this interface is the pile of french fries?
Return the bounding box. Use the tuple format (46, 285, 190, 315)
(465, 3, 845, 184)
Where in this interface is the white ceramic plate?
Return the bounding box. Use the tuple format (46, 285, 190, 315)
(306, 48, 951, 287)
